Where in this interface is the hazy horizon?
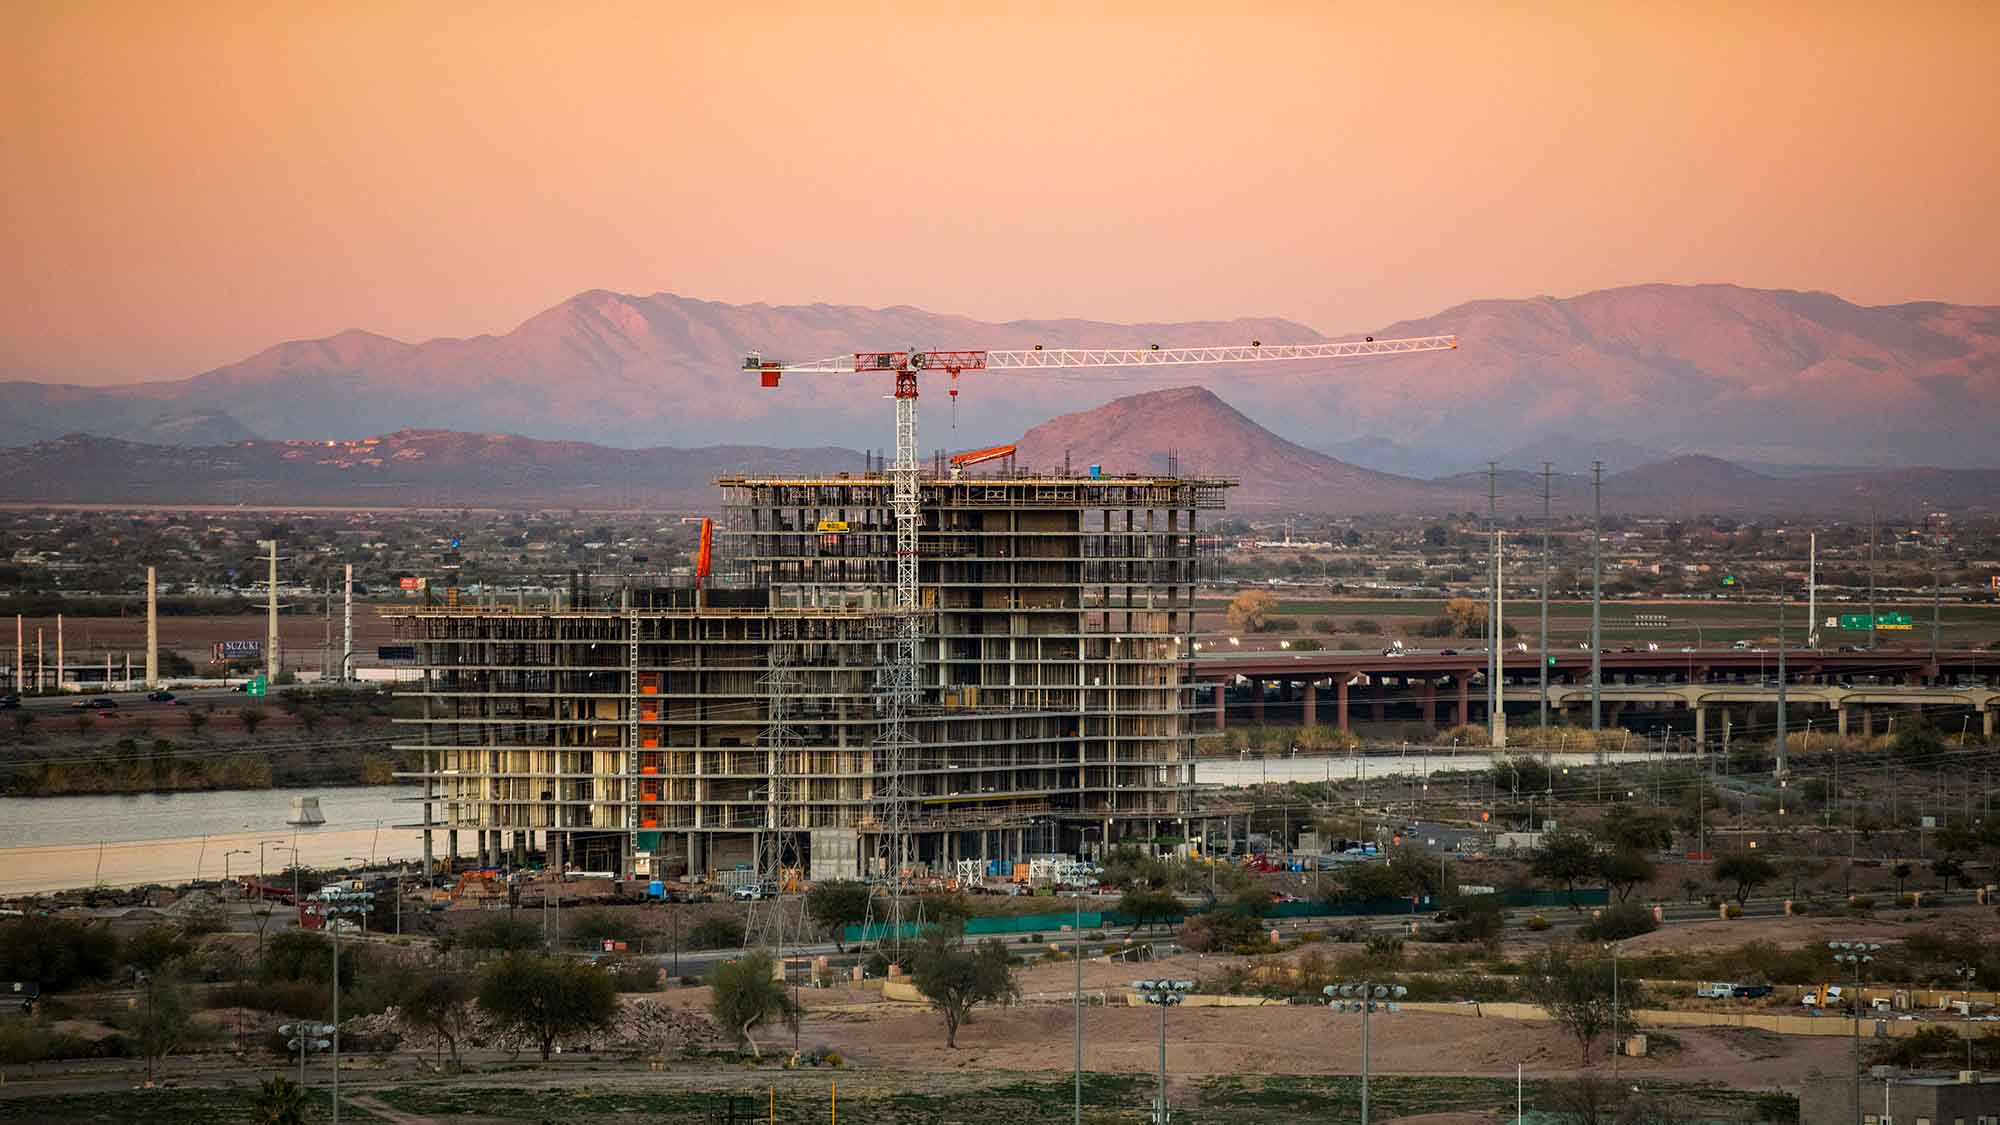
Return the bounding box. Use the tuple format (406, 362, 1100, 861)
(4, 2, 1997, 385)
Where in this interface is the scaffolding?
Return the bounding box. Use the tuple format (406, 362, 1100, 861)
(388, 471, 1231, 880)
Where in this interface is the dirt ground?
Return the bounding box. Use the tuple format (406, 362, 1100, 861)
(647, 941, 1852, 1099)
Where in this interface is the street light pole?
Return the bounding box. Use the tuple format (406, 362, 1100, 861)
(1831, 941, 1881, 1125)
(319, 887, 375, 1125)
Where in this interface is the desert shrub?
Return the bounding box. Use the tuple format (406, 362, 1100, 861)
(1525, 915, 1551, 932)
(1579, 903, 1659, 941)
(1723, 903, 1744, 919)
(605, 958, 660, 992)
(687, 917, 746, 950)
(1179, 911, 1266, 954)
(1847, 895, 1876, 913)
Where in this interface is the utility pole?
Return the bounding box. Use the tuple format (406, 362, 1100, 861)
(342, 563, 354, 683)
(14, 615, 21, 698)
(1539, 462, 1552, 731)
(1808, 533, 1819, 650)
(1493, 531, 1507, 749)
(145, 567, 159, 689)
(322, 578, 332, 681)
(1777, 580, 1789, 778)
(1867, 513, 1877, 652)
(259, 538, 280, 683)
(1590, 462, 1603, 733)
(1487, 463, 1498, 735)
(1930, 558, 1941, 669)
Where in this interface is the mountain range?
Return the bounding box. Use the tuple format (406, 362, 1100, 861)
(2, 387, 1993, 517)
(3, 283, 1996, 468)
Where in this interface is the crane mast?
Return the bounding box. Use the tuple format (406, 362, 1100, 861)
(743, 332, 1458, 897)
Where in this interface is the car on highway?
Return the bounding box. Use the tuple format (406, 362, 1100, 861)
(68, 697, 120, 710)
(0, 694, 18, 710)
(146, 690, 177, 702)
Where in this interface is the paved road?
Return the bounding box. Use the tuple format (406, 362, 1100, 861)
(11, 680, 347, 712)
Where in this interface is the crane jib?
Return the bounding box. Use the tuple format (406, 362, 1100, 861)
(749, 335, 1457, 379)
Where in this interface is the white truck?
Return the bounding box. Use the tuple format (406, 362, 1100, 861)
(1696, 982, 1739, 999)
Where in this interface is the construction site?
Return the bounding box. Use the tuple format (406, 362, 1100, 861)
(387, 467, 1228, 883)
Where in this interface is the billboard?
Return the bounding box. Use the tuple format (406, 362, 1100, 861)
(214, 640, 262, 661)
(398, 576, 427, 591)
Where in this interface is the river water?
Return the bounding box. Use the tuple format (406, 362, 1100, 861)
(0, 786, 423, 895)
(0, 749, 1696, 895)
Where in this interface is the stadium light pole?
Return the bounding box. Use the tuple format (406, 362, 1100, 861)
(1590, 462, 1603, 734)
(1133, 979, 1192, 1124)
(1830, 941, 1880, 1125)
(1325, 982, 1407, 1125)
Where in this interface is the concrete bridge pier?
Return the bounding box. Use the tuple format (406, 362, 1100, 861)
(1986, 707, 1995, 738)
(1214, 683, 1226, 730)
(1837, 704, 1848, 737)
(1695, 705, 1706, 748)
(1336, 677, 1351, 732)
(1372, 681, 1386, 723)
(1419, 678, 1437, 729)
(1456, 673, 1471, 727)
(1303, 681, 1317, 728)
(1252, 684, 1266, 725)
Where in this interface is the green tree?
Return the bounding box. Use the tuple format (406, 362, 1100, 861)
(567, 908, 639, 949)
(1893, 862, 1913, 894)
(688, 916, 747, 950)
(1597, 805, 1673, 853)
(805, 880, 873, 952)
(1101, 845, 1169, 890)
(135, 975, 192, 1081)
(250, 1075, 309, 1125)
(185, 708, 208, 738)
(1598, 848, 1657, 903)
(1525, 945, 1641, 1065)
(1714, 850, 1778, 906)
(0, 915, 119, 991)
(1330, 860, 1409, 903)
(1117, 887, 1181, 935)
(475, 953, 617, 1061)
(909, 928, 1018, 1048)
(1226, 590, 1277, 634)
(122, 924, 192, 974)
(916, 891, 975, 932)
(707, 949, 797, 1059)
(460, 913, 543, 952)
(398, 970, 475, 1071)
(238, 707, 268, 736)
(1530, 829, 1601, 910)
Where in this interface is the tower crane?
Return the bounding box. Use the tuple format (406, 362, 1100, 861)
(740, 332, 1457, 892)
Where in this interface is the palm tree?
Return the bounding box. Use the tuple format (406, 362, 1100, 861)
(251, 1075, 308, 1125)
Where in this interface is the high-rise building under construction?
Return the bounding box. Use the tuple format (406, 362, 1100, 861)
(389, 469, 1230, 881)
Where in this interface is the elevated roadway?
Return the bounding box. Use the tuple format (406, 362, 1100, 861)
(1193, 647, 2000, 737)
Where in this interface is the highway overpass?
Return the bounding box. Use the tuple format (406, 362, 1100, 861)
(1193, 647, 2000, 738)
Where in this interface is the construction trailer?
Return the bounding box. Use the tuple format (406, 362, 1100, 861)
(388, 470, 1231, 882)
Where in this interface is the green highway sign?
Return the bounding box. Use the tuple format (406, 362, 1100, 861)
(246, 675, 267, 697)
(1720, 576, 1738, 586)
(1835, 613, 1914, 631)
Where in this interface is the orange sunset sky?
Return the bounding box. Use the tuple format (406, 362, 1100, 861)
(3, 1, 1996, 383)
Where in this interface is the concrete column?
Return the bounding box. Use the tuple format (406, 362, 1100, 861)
(1371, 680, 1386, 723)
(1456, 673, 1471, 727)
(1837, 705, 1849, 737)
(1863, 706, 1874, 737)
(1302, 681, 1317, 728)
(1985, 708, 1995, 738)
(1252, 684, 1266, 724)
(1336, 677, 1350, 732)
(1419, 679, 1436, 729)
(1213, 683, 1226, 730)
(1695, 706, 1706, 748)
